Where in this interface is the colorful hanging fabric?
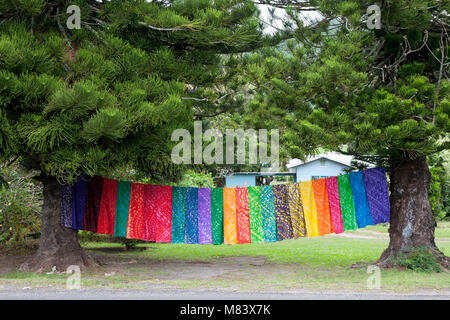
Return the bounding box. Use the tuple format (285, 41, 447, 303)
(82, 176, 104, 233)
(325, 177, 344, 234)
(143, 184, 157, 241)
(363, 167, 390, 224)
(60, 184, 74, 229)
(349, 171, 374, 228)
(312, 179, 333, 236)
(171, 187, 187, 243)
(155, 185, 172, 243)
(288, 183, 307, 238)
(72, 177, 88, 230)
(236, 187, 251, 244)
(211, 187, 224, 245)
(126, 182, 145, 240)
(337, 174, 358, 231)
(247, 186, 264, 243)
(97, 178, 118, 235)
(299, 181, 320, 237)
(114, 181, 132, 237)
(223, 187, 238, 244)
(198, 188, 213, 244)
(185, 187, 199, 244)
(272, 184, 293, 241)
(260, 186, 277, 242)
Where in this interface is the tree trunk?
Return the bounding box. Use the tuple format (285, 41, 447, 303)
(20, 176, 97, 273)
(377, 157, 450, 269)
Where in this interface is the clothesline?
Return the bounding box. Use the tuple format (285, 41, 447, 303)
(60, 167, 390, 244)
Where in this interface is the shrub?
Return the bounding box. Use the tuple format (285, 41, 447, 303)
(393, 246, 442, 273)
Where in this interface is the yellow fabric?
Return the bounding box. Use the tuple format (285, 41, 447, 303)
(223, 187, 238, 244)
(299, 181, 320, 237)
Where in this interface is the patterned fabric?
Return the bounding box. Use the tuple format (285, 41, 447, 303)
(143, 184, 157, 242)
(171, 187, 187, 243)
(114, 181, 132, 237)
(312, 179, 333, 236)
(60, 184, 74, 229)
(299, 181, 320, 237)
(288, 183, 307, 238)
(72, 177, 88, 230)
(363, 167, 390, 224)
(236, 187, 251, 244)
(260, 186, 277, 242)
(185, 187, 199, 244)
(223, 187, 238, 244)
(61, 167, 391, 244)
(155, 185, 172, 243)
(325, 177, 344, 234)
(272, 184, 293, 241)
(126, 182, 145, 240)
(247, 186, 264, 243)
(211, 187, 224, 245)
(97, 178, 118, 235)
(198, 188, 212, 244)
(337, 174, 358, 231)
(349, 171, 374, 228)
(82, 176, 104, 232)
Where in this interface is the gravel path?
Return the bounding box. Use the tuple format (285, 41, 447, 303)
(0, 288, 449, 300)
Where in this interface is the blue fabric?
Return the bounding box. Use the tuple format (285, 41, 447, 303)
(172, 187, 187, 243)
(260, 186, 278, 242)
(185, 187, 199, 244)
(72, 177, 88, 230)
(349, 171, 374, 228)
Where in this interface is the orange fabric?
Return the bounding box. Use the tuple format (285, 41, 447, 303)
(126, 182, 145, 239)
(312, 179, 333, 236)
(223, 188, 238, 244)
(236, 187, 251, 244)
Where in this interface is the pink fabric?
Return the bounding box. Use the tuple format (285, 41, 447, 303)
(143, 184, 157, 241)
(325, 177, 344, 234)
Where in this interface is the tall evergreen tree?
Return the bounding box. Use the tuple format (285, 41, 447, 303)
(243, 0, 449, 267)
(0, 0, 275, 271)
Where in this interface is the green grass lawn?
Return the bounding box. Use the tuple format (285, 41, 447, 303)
(0, 222, 449, 293)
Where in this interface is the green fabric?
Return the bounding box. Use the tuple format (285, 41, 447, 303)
(247, 186, 264, 243)
(211, 187, 224, 245)
(114, 181, 132, 237)
(337, 174, 358, 231)
(171, 186, 187, 243)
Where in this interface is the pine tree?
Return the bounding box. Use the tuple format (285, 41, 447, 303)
(0, 0, 276, 271)
(243, 1, 450, 267)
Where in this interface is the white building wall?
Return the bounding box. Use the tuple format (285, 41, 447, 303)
(295, 158, 350, 182)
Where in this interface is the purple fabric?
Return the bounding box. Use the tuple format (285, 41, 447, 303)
(198, 188, 212, 244)
(363, 167, 390, 224)
(60, 184, 74, 228)
(72, 177, 88, 230)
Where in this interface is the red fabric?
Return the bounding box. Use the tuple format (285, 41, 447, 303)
(155, 185, 172, 243)
(126, 183, 145, 240)
(97, 178, 118, 235)
(312, 179, 333, 236)
(143, 184, 157, 241)
(236, 187, 251, 244)
(325, 176, 344, 234)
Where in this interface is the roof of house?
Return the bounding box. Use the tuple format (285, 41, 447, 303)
(286, 152, 374, 169)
